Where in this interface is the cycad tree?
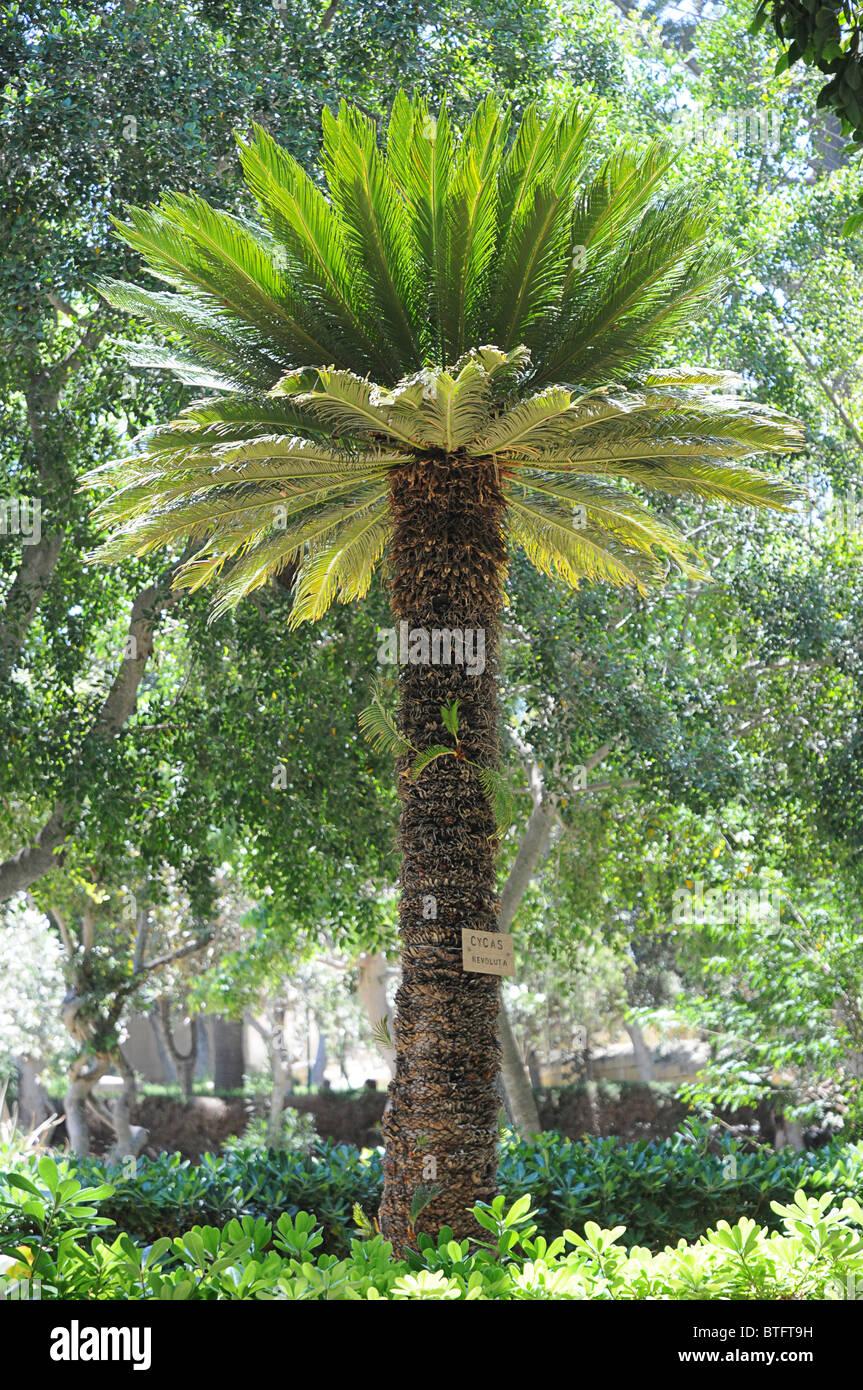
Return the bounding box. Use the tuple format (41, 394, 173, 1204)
(87, 93, 801, 1254)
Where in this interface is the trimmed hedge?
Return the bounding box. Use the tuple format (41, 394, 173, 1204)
(64, 1130, 863, 1255)
(2, 1158, 863, 1300)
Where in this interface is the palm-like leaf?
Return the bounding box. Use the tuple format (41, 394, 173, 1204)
(476, 766, 517, 837)
(358, 683, 414, 757)
(87, 92, 804, 620)
(411, 745, 455, 779)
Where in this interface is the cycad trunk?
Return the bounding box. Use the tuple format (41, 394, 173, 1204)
(378, 455, 507, 1255)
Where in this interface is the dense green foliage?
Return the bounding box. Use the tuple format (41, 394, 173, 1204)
(2, 0, 863, 1296)
(753, 0, 863, 144)
(2, 1150, 862, 1299)
(11, 1130, 861, 1256)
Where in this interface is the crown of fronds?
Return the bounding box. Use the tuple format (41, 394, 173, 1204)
(85, 92, 803, 620)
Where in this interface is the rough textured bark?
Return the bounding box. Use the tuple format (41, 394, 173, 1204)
(378, 456, 507, 1254)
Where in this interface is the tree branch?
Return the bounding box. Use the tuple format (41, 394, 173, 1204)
(135, 935, 212, 980)
(0, 531, 66, 670)
(0, 561, 186, 902)
(784, 328, 863, 451)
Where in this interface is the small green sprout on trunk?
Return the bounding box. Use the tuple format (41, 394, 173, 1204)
(359, 686, 514, 835)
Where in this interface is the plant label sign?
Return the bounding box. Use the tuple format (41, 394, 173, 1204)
(461, 929, 514, 976)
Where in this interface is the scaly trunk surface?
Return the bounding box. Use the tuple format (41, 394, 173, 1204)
(378, 455, 507, 1254)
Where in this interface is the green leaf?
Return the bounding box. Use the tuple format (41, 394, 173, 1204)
(411, 745, 455, 779)
(440, 700, 460, 740)
(358, 682, 414, 757)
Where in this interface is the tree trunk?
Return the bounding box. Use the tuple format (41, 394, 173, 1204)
(499, 1007, 541, 1141)
(525, 1046, 542, 1089)
(105, 1049, 148, 1166)
(14, 1056, 55, 1132)
(64, 1053, 111, 1157)
(267, 1049, 289, 1148)
(149, 1013, 174, 1082)
(156, 998, 198, 1101)
(210, 1016, 244, 1092)
(378, 456, 507, 1254)
(495, 789, 556, 1141)
(356, 951, 396, 1077)
(624, 1021, 655, 1083)
(774, 1116, 805, 1152)
(310, 1022, 328, 1088)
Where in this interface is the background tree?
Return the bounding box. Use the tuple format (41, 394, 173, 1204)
(0, 0, 625, 901)
(0, 901, 69, 1128)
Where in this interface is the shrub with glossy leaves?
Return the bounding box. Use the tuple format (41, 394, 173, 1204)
(2, 1154, 862, 1300)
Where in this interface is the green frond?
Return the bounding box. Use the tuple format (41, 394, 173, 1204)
(90, 475, 388, 573)
(396, 97, 453, 364)
(321, 102, 421, 368)
(189, 435, 402, 472)
(139, 394, 333, 448)
(513, 473, 706, 579)
(384, 90, 417, 193)
(92, 463, 391, 533)
(493, 384, 804, 516)
(461, 344, 533, 383)
(496, 103, 557, 236)
(98, 279, 281, 389)
(569, 141, 674, 259)
(359, 683, 414, 756)
(288, 501, 390, 626)
(507, 490, 664, 593)
(113, 196, 334, 367)
(293, 368, 418, 447)
(495, 100, 593, 249)
(86, 430, 393, 500)
(608, 458, 804, 509)
(413, 359, 493, 450)
(475, 765, 517, 837)
(439, 96, 510, 361)
(113, 340, 244, 392)
(544, 103, 598, 197)
(510, 449, 803, 509)
(477, 387, 576, 451)
(195, 482, 390, 620)
(535, 198, 731, 387)
(440, 700, 460, 740)
(236, 123, 393, 378)
(411, 745, 455, 778)
(370, 353, 517, 447)
(642, 367, 744, 390)
(489, 101, 595, 349)
(490, 181, 573, 348)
